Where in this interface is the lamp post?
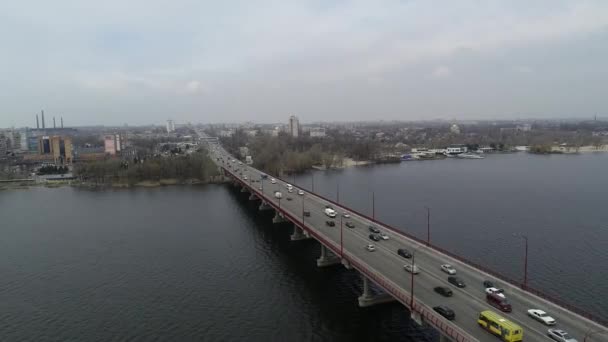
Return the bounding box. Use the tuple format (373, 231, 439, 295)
(584, 329, 608, 342)
(302, 194, 305, 226)
(340, 215, 344, 257)
(409, 245, 425, 312)
(425, 206, 431, 246)
(513, 234, 529, 289)
(372, 191, 375, 221)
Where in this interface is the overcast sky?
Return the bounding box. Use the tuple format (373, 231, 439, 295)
(1, 1, 607, 127)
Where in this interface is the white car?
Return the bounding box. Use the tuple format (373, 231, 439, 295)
(528, 309, 556, 325)
(547, 329, 577, 342)
(287, 188, 293, 193)
(343, 212, 351, 218)
(485, 287, 506, 298)
(286, 183, 292, 189)
(271, 178, 277, 184)
(366, 244, 375, 252)
(379, 232, 389, 240)
(243, 175, 248, 180)
(441, 264, 456, 275)
(298, 190, 304, 195)
(274, 191, 282, 199)
(404, 264, 420, 274)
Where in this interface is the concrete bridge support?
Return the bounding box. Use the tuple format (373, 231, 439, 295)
(316, 245, 340, 267)
(357, 275, 397, 307)
(258, 201, 272, 211)
(290, 226, 311, 241)
(272, 211, 287, 224)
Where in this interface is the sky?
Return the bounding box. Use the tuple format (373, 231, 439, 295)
(1, 0, 607, 127)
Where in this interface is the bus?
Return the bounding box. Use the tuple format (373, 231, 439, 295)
(477, 310, 523, 342)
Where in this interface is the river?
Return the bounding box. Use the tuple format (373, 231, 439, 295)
(1, 152, 607, 341)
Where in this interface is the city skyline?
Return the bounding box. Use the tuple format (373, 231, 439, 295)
(1, 1, 608, 127)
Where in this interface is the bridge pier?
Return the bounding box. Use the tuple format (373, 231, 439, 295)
(316, 245, 340, 267)
(357, 275, 397, 307)
(240, 186, 249, 193)
(411, 310, 423, 325)
(248, 193, 258, 201)
(272, 211, 287, 224)
(290, 226, 311, 241)
(258, 201, 272, 211)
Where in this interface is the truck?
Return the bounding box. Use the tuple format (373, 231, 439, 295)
(324, 208, 337, 218)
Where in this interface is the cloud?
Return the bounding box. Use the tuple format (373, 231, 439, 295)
(430, 66, 451, 78)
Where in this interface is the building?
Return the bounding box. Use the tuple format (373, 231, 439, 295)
(166, 120, 176, 133)
(104, 134, 124, 155)
(445, 144, 467, 155)
(310, 127, 326, 138)
(289, 115, 300, 137)
(0, 134, 7, 158)
(245, 156, 253, 165)
(450, 124, 461, 134)
(38, 135, 73, 164)
(516, 124, 532, 132)
(239, 146, 249, 158)
(219, 129, 234, 137)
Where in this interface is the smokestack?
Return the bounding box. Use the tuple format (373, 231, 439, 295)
(41, 110, 46, 129)
(36, 115, 40, 129)
(53, 117, 56, 129)
(61, 117, 64, 128)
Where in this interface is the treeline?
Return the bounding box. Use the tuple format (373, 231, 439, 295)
(74, 152, 218, 185)
(37, 165, 69, 175)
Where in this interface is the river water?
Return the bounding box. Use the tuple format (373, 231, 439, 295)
(1, 152, 607, 341)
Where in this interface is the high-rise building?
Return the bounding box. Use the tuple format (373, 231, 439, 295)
(166, 120, 176, 133)
(289, 115, 300, 138)
(104, 134, 124, 155)
(38, 135, 73, 164)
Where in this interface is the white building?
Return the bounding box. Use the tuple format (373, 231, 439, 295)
(516, 124, 532, 132)
(289, 115, 300, 137)
(166, 120, 176, 133)
(310, 127, 326, 138)
(219, 130, 234, 137)
(450, 124, 461, 134)
(445, 144, 467, 155)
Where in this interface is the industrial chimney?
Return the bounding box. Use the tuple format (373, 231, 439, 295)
(61, 117, 64, 128)
(53, 117, 56, 129)
(36, 115, 40, 129)
(41, 110, 46, 129)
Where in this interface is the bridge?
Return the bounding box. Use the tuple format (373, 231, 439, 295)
(204, 139, 607, 342)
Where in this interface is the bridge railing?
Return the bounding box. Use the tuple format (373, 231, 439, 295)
(224, 167, 478, 342)
(265, 169, 608, 327)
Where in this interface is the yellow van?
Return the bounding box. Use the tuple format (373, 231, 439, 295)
(477, 310, 523, 342)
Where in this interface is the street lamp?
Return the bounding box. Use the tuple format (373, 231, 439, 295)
(301, 193, 305, 226)
(584, 329, 608, 342)
(340, 215, 344, 257)
(409, 244, 425, 311)
(425, 206, 431, 246)
(513, 233, 529, 289)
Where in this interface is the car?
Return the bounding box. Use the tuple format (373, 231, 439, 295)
(433, 306, 455, 320)
(485, 287, 505, 298)
(286, 197, 292, 201)
(345, 221, 355, 228)
(326, 220, 335, 227)
(487, 293, 512, 312)
(303, 210, 311, 217)
(239, 162, 243, 165)
(547, 329, 578, 342)
(448, 276, 466, 288)
(271, 178, 277, 184)
(298, 190, 304, 195)
(258, 186, 263, 190)
(379, 232, 389, 240)
(274, 191, 282, 199)
(483, 280, 494, 288)
(287, 188, 293, 193)
(286, 183, 292, 189)
(398, 248, 412, 258)
(243, 175, 248, 180)
(369, 234, 381, 241)
(441, 264, 456, 275)
(366, 244, 375, 252)
(404, 264, 420, 274)
(343, 212, 351, 218)
(368, 226, 380, 233)
(433, 286, 453, 297)
(528, 309, 556, 325)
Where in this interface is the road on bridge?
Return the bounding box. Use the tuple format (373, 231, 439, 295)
(208, 141, 607, 342)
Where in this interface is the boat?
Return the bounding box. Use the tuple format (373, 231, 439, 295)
(456, 153, 485, 159)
